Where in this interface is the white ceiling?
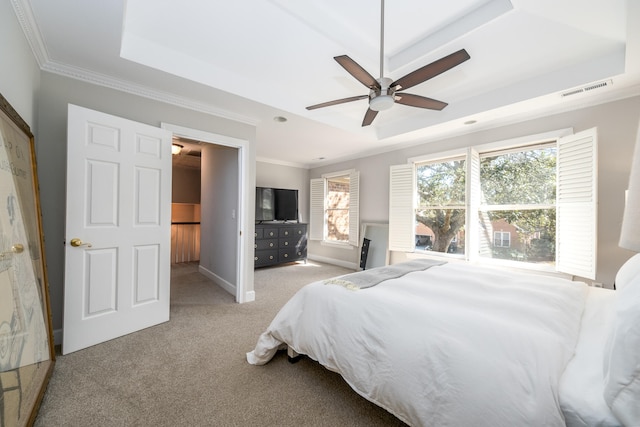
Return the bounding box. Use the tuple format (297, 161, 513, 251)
(16, 0, 640, 167)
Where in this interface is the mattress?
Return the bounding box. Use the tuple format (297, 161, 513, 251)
(559, 286, 621, 426)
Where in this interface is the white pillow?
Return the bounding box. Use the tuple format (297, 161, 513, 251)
(603, 255, 640, 426)
(614, 253, 640, 290)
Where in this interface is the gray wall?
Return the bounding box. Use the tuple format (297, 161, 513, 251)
(200, 144, 239, 286)
(309, 96, 640, 286)
(36, 72, 256, 335)
(256, 161, 309, 222)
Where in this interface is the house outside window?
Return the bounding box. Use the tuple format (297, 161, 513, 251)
(310, 169, 360, 247)
(326, 176, 350, 242)
(390, 128, 597, 279)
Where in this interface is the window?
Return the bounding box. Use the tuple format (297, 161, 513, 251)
(310, 170, 359, 246)
(389, 128, 597, 279)
(415, 156, 466, 255)
(479, 144, 556, 262)
(493, 231, 511, 248)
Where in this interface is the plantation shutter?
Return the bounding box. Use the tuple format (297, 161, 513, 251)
(557, 128, 597, 279)
(348, 170, 360, 246)
(389, 164, 415, 251)
(310, 178, 324, 241)
(467, 148, 485, 261)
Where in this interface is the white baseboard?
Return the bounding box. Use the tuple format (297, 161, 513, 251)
(243, 290, 256, 303)
(53, 328, 63, 346)
(307, 254, 359, 270)
(198, 265, 237, 297)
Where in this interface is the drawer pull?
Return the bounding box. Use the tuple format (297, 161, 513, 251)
(269, 242, 274, 247)
(269, 255, 274, 260)
(284, 254, 288, 258)
(284, 241, 288, 246)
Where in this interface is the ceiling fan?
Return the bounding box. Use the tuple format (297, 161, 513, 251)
(306, 0, 470, 127)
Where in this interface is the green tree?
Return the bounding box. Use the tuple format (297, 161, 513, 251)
(481, 148, 556, 260)
(416, 147, 556, 258)
(416, 159, 466, 253)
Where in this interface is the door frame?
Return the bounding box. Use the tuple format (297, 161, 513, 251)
(162, 123, 254, 303)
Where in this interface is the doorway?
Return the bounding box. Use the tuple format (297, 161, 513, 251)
(163, 123, 254, 304)
(171, 136, 202, 265)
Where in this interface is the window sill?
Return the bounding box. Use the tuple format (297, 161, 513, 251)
(405, 251, 572, 280)
(321, 241, 354, 250)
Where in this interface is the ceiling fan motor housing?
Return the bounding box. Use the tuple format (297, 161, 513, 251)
(369, 77, 395, 111)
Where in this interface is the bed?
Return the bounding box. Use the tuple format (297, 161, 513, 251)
(247, 255, 640, 427)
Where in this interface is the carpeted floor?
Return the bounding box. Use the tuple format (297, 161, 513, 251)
(34, 261, 408, 426)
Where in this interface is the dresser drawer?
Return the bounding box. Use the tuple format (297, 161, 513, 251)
(255, 238, 278, 251)
(279, 247, 305, 262)
(279, 226, 305, 237)
(255, 249, 278, 266)
(262, 228, 278, 238)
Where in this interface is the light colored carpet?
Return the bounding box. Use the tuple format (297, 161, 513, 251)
(34, 261, 408, 426)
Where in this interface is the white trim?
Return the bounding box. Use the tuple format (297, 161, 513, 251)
(53, 328, 63, 346)
(407, 128, 574, 165)
(10, 0, 48, 66)
(162, 123, 248, 148)
(408, 148, 467, 165)
(556, 128, 598, 279)
(307, 254, 358, 270)
(198, 265, 255, 302)
(162, 123, 253, 303)
(309, 178, 325, 241)
(473, 128, 573, 152)
(348, 170, 360, 246)
(321, 241, 355, 250)
(322, 168, 355, 179)
(388, 164, 415, 252)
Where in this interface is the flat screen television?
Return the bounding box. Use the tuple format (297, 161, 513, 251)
(255, 187, 298, 222)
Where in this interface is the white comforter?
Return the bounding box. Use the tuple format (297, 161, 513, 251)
(247, 262, 589, 427)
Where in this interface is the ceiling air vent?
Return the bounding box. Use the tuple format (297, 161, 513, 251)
(561, 80, 612, 98)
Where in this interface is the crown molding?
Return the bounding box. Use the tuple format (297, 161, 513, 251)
(11, 0, 49, 67)
(11, 0, 259, 127)
(41, 61, 259, 126)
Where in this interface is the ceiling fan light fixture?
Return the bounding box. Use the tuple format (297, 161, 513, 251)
(172, 144, 183, 155)
(369, 95, 395, 111)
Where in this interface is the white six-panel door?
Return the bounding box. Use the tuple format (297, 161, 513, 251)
(63, 104, 172, 354)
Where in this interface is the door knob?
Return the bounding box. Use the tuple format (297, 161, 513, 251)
(70, 238, 92, 248)
(0, 243, 24, 259)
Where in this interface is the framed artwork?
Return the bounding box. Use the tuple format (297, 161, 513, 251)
(0, 92, 55, 426)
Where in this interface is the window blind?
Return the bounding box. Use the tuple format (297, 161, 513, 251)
(556, 128, 598, 279)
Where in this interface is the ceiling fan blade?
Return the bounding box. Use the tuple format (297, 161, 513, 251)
(334, 55, 379, 89)
(391, 49, 470, 92)
(394, 93, 448, 110)
(362, 108, 379, 127)
(306, 95, 368, 110)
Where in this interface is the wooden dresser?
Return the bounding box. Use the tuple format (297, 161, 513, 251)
(254, 222, 307, 268)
